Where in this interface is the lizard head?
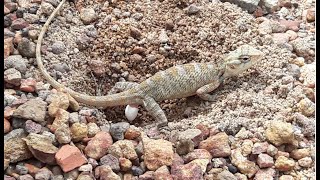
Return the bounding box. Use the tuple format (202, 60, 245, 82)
(223, 45, 263, 77)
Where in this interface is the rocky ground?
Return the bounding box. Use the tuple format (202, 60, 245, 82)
(4, 0, 315, 179)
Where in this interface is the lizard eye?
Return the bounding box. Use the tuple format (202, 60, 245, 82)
(240, 56, 250, 62)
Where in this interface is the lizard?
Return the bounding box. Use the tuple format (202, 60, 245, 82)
(36, 0, 264, 128)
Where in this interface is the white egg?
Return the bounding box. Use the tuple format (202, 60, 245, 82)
(125, 105, 139, 121)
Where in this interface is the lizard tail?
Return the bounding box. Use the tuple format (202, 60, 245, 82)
(36, 0, 142, 107)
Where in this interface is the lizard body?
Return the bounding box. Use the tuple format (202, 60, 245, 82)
(36, 0, 264, 128)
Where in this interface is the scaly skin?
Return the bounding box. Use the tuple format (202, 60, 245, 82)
(36, 0, 264, 128)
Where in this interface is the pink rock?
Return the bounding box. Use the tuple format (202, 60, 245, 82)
(272, 33, 290, 44)
(55, 145, 87, 172)
(257, 153, 274, 168)
(279, 20, 301, 32)
(252, 142, 269, 154)
(199, 132, 231, 157)
(11, 18, 29, 30)
(84, 131, 113, 159)
(20, 78, 37, 92)
(254, 168, 276, 180)
(4, 37, 14, 59)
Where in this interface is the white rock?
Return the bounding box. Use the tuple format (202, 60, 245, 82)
(125, 105, 139, 121)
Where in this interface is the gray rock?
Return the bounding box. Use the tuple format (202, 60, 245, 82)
(25, 120, 42, 134)
(187, 4, 201, 15)
(220, 0, 260, 13)
(41, 2, 54, 16)
(260, 0, 280, 13)
(12, 118, 26, 129)
(18, 38, 36, 58)
(51, 41, 65, 54)
(85, 25, 98, 38)
(80, 8, 97, 25)
(13, 98, 47, 122)
(110, 122, 130, 140)
(4, 55, 27, 73)
(18, 174, 34, 180)
(4, 68, 22, 86)
(35, 168, 53, 180)
(16, 164, 29, 175)
(290, 37, 315, 60)
(4, 128, 27, 142)
(100, 154, 120, 172)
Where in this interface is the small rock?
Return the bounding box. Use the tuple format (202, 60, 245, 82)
(266, 144, 278, 157)
(139, 171, 155, 179)
(13, 99, 47, 122)
(176, 139, 194, 156)
(290, 148, 310, 160)
(130, 27, 142, 39)
(23, 133, 58, 165)
(279, 175, 294, 180)
(4, 118, 11, 134)
(84, 131, 113, 159)
(69, 112, 80, 124)
(4, 55, 27, 74)
(124, 128, 141, 140)
(28, 29, 39, 40)
(142, 136, 174, 170)
(241, 139, 253, 156)
(51, 41, 65, 54)
(70, 122, 88, 142)
(298, 157, 313, 167)
(298, 98, 315, 117)
(260, 0, 279, 13)
(95, 165, 121, 180)
(55, 145, 87, 172)
(275, 156, 295, 171)
(110, 122, 130, 141)
(47, 92, 69, 117)
(4, 68, 21, 86)
(217, 170, 237, 179)
(20, 78, 37, 92)
(18, 174, 34, 180)
(272, 33, 290, 44)
(25, 120, 42, 134)
(300, 63, 315, 88)
(291, 37, 314, 59)
(221, 0, 259, 13)
(257, 153, 274, 168)
(80, 8, 97, 25)
(87, 123, 100, 137)
(100, 154, 120, 172)
(265, 120, 295, 146)
(108, 140, 137, 160)
(159, 29, 169, 43)
(119, 158, 132, 171)
(252, 142, 269, 154)
(41, 2, 54, 16)
(279, 20, 300, 32)
(15, 164, 28, 175)
(306, 8, 315, 22)
(254, 168, 275, 180)
(88, 60, 106, 77)
(199, 132, 231, 157)
(154, 165, 172, 180)
(11, 18, 29, 30)
(286, 30, 298, 41)
(55, 124, 72, 144)
(186, 4, 200, 15)
(4, 15, 12, 27)
(50, 108, 69, 132)
(35, 167, 53, 180)
(78, 164, 93, 172)
(171, 160, 203, 179)
(230, 149, 258, 178)
(18, 38, 36, 58)
(88, 158, 99, 168)
(4, 37, 14, 58)
(178, 128, 203, 147)
(131, 165, 144, 176)
(76, 172, 94, 180)
(76, 34, 91, 50)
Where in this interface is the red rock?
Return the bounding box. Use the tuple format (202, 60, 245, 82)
(55, 145, 87, 172)
(196, 123, 210, 140)
(24, 163, 40, 176)
(171, 161, 203, 179)
(4, 107, 15, 119)
(84, 131, 113, 159)
(183, 149, 212, 163)
(257, 154, 274, 168)
(124, 128, 141, 140)
(154, 165, 173, 180)
(4, 118, 11, 133)
(199, 132, 231, 157)
(20, 78, 37, 92)
(4, 37, 14, 59)
(11, 18, 29, 30)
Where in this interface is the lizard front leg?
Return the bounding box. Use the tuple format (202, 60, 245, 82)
(143, 96, 168, 128)
(108, 82, 139, 95)
(196, 80, 221, 101)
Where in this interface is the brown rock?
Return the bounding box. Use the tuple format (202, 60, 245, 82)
(50, 108, 69, 132)
(119, 158, 132, 171)
(265, 120, 295, 146)
(23, 133, 58, 165)
(196, 123, 210, 140)
(55, 145, 87, 172)
(24, 163, 40, 176)
(70, 122, 88, 142)
(124, 128, 141, 140)
(199, 132, 231, 157)
(108, 140, 137, 160)
(4, 118, 11, 133)
(95, 165, 121, 180)
(11, 18, 29, 30)
(20, 78, 37, 92)
(143, 137, 174, 170)
(306, 8, 315, 22)
(4, 137, 33, 163)
(290, 148, 310, 160)
(4, 37, 14, 59)
(130, 27, 142, 39)
(85, 131, 113, 159)
(4, 107, 15, 119)
(13, 99, 47, 122)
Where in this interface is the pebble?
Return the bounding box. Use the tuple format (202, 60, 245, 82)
(76, 34, 91, 50)
(124, 128, 141, 140)
(13, 98, 47, 122)
(279, 20, 300, 32)
(16, 164, 28, 175)
(230, 149, 258, 178)
(187, 4, 201, 15)
(265, 120, 296, 146)
(4, 16, 12, 27)
(4, 55, 27, 74)
(291, 37, 314, 59)
(279, 175, 294, 180)
(80, 8, 97, 25)
(4, 118, 11, 133)
(47, 92, 70, 117)
(17, 38, 36, 58)
(254, 168, 275, 180)
(25, 120, 42, 134)
(110, 122, 130, 141)
(297, 157, 313, 167)
(130, 27, 142, 39)
(87, 122, 100, 137)
(176, 139, 194, 156)
(108, 139, 137, 161)
(20, 78, 37, 93)
(11, 18, 29, 30)
(306, 8, 315, 22)
(18, 174, 34, 180)
(241, 139, 253, 156)
(261, 0, 280, 13)
(95, 165, 121, 180)
(88, 158, 99, 168)
(298, 98, 315, 117)
(50, 108, 69, 132)
(267, 144, 278, 157)
(4, 68, 21, 86)
(51, 41, 65, 54)
(35, 167, 53, 180)
(119, 158, 132, 171)
(78, 164, 93, 172)
(5, 135, 33, 163)
(300, 63, 315, 88)
(54, 124, 72, 144)
(100, 154, 120, 172)
(4, 37, 13, 58)
(55, 145, 87, 172)
(171, 160, 203, 179)
(70, 122, 88, 142)
(294, 113, 315, 137)
(23, 133, 58, 165)
(85, 131, 113, 159)
(28, 29, 38, 40)
(275, 156, 295, 171)
(154, 165, 172, 179)
(252, 142, 269, 154)
(41, 2, 54, 16)
(142, 137, 174, 170)
(199, 132, 231, 157)
(217, 170, 237, 179)
(257, 153, 274, 168)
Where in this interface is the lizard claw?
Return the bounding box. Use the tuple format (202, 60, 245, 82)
(125, 104, 139, 121)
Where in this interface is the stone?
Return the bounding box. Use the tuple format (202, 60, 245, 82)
(220, 0, 260, 13)
(260, 0, 279, 13)
(4, 55, 27, 74)
(275, 156, 295, 171)
(76, 172, 94, 180)
(252, 142, 269, 154)
(51, 41, 65, 54)
(5, 137, 33, 163)
(183, 149, 212, 163)
(186, 4, 200, 15)
(110, 122, 130, 141)
(23, 133, 58, 164)
(18, 174, 34, 180)
(291, 37, 314, 59)
(154, 165, 172, 180)
(20, 78, 37, 92)
(257, 153, 274, 168)
(100, 154, 120, 172)
(55, 145, 87, 172)
(13, 99, 47, 122)
(80, 8, 97, 25)
(217, 170, 237, 180)
(132, 165, 144, 176)
(124, 128, 141, 140)
(55, 124, 72, 144)
(47, 92, 69, 117)
(290, 148, 310, 160)
(108, 140, 137, 160)
(272, 33, 290, 45)
(119, 158, 132, 171)
(265, 120, 295, 146)
(130, 27, 142, 39)
(18, 38, 36, 58)
(298, 157, 313, 167)
(178, 128, 203, 147)
(300, 63, 315, 88)
(87, 122, 100, 137)
(94, 165, 121, 180)
(254, 168, 275, 180)
(4, 68, 21, 86)
(25, 120, 42, 134)
(171, 160, 203, 179)
(176, 139, 194, 156)
(279, 20, 300, 32)
(41, 2, 54, 16)
(230, 149, 258, 178)
(78, 164, 93, 172)
(279, 175, 294, 180)
(11, 18, 29, 30)
(199, 132, 231, 157)
(70, 122, 88, 142)
(266, 144, 278, 157)
(4, 118, 11, 134)
(50, 108, 69, 132)
(4, 37, 14, 59)
(241, 139, 253, 156)
(84, 131, 113, 159)
(306, 8, 315, 22)
(35, 167, 53, 180)
(139, 171, 155, 179)
(143, 137, 174, 171)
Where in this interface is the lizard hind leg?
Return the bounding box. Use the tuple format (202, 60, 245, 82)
(196, 80, 221, 101)
(143, 96, 168, 129)
(108, 82, 139, 95)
